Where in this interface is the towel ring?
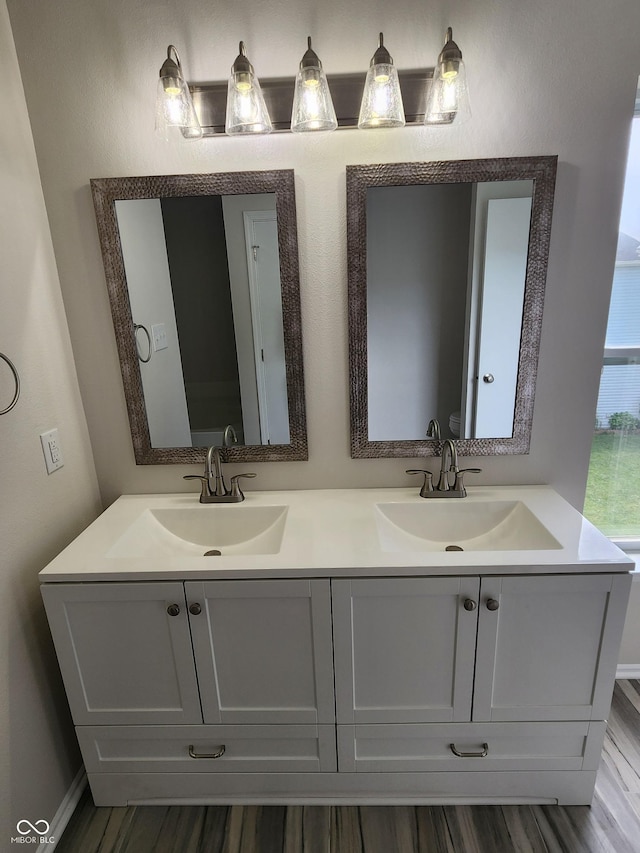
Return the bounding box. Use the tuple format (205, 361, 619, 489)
(0, 352, 20, 415)
(133, 323, 152, 363)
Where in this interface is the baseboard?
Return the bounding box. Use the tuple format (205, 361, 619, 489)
(37, 766, 87, 852)
(616, 664, 640, 679)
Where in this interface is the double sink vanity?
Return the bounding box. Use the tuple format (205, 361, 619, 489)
(48, 152, 632, 807)
(40, 485, 632, 806)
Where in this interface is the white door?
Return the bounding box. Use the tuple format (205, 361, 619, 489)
(41, 582, 202, 725)
(472, 574, 631, 722)
(243, 211, 290, 444)
(473, 196, 532, 437)
(185, 579, 334, 725)
(115, 199, 192, 447)
(332, 577, 480, 724)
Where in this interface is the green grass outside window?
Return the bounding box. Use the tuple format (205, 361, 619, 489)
(584, 432, 640, 537)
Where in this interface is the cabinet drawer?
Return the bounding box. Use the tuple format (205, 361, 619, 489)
(77, 724, 337, 773)
(337, 721, 605, 773)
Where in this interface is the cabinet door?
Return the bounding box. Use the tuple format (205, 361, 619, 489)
(332, 577, 480, 724)
(186, 579, 335, 724)
(473, 573, 632, 722)
(41, 582, 202, 725)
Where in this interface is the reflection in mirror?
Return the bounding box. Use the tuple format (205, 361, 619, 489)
(91, 171, 307, 464)
(347, 157, 557, 458)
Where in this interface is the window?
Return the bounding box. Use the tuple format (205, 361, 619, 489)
(584, 100, 640, 543)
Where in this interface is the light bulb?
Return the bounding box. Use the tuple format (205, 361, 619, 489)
(225, 42, 273, 135)
(155, 45, 202, 140)
(291, 37, 337, 132)
(424, 28, 471, 125)
(358, 34, 405, 129)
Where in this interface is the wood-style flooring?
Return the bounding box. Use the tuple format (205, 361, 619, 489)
(55, 680, 640, 853)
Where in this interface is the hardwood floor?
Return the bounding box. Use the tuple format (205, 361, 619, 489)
(55, 681, 640, 853)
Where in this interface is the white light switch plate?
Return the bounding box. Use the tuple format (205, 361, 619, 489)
(151, 323, 168, 351)
(40, 428, 64, 474)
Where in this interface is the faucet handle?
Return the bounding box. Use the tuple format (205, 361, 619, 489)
(229, 472, 257, 500)
(183, 474, 212, 501)
(406, 469, 434, 498)
(452, 468, 482, 495)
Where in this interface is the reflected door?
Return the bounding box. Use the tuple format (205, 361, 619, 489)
(473, 196, 532, 437)
(244, 211, 290, 445)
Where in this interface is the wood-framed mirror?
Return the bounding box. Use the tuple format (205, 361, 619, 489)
(347, 155, 557, 458)
(91, 169, 307, 464)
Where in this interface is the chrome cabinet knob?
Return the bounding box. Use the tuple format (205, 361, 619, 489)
(483, 373, 495, 383)
(189, 603, 202, 615)
(463, 599, 477, 611)
(486, 599, 500, 611)
(167, 604, 180, 617)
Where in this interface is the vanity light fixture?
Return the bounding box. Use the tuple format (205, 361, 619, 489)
(225, 42, 273, 135)
(291, 37, 338, 133)
(155, 45, 203, 139)
(358, 34, 406, 129)
(424, 27, 470, 125)
(157, 27, 469, 137)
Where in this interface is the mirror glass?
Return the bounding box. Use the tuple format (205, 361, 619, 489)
(91, 171, 307, 464)
(347, 157, 557, 458)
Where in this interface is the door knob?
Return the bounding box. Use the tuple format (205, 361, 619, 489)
(483, 373, 495, 384)
(463, 599, 477, 611)
(167, 604, 180, 616)
(486, 599, 500, 611)
(189, 603, 202, 615)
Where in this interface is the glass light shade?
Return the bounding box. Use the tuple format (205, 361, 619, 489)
(225, 42, 273, 135)
(358, 35, 405, 129)
(154, 46, 202, 140)
(424, 29, 471, 125)
(291, 38, 337, 132)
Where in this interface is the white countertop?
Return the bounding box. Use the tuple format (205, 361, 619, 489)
(39, 486, 633, 582)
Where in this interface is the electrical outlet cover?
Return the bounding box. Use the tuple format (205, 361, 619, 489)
(40, 428, 64, 474)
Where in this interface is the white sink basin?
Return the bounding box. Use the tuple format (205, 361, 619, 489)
(107, 506, 289, 558)
(375, 500, 562, 552)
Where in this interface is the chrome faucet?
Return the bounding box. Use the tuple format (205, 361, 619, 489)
(223, 424, 238, 447)
(407, 439, 481, 498)
(436, 439, 458, 491)
(184, 446, 256, 503)
(426, 418, 441, 439)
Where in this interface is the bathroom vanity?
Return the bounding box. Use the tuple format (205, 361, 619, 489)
(39, 487, 632, 806)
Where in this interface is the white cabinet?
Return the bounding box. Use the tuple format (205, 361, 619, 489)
(186, 579, 334, 725)
(43, 578, 334, 728)
(332, 577, 480, 723)
(472, 574, 630, 722)
(41, 582, 202, 725)
(332, 574, 630, 775)
(41, 570, 631, 806)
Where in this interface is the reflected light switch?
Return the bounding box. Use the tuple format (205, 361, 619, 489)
(152, 323, 168, 351)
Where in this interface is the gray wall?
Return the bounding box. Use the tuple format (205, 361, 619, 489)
(0, 0, 101, 839)
(162, 195, 242, 431)
(3, 0, 640, 822)
(7, 0, 639, 509)
(367, 183, 470, 440)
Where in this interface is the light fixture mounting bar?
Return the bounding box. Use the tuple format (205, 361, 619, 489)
(191, 69, 433, 135)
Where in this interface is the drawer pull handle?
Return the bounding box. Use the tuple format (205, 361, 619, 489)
(450, 743, 488, 758)
(188, 744, 226, 760)
(486, 599, 500, 611)
(463, 599, 477, 611)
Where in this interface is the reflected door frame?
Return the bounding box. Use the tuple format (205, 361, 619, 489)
(242, 210, 290, 446)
